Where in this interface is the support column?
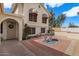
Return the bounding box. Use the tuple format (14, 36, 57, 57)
(19, 23, 23, 41)
(3, 21, 7, 40)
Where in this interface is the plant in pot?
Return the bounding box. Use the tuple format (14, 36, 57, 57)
(22, 24, 30, 40)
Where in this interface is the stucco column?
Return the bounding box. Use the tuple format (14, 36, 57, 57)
(3, 21, 7, 40)
(19, 23, 23, 41)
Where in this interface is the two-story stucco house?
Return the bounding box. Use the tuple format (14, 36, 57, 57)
(0, 3, 50, 41)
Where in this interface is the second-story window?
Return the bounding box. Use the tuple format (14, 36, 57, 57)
(29, 8, 38, 22)
(42, 14, 48, 24)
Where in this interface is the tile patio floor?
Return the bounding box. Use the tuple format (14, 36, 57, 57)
(0, 33, 79, 56)
(0, 40, 35, 56)
(22, 35, 79, 56)
(22, 39, 69, 56)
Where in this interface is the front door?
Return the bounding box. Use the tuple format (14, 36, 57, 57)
(7, 21, 18, 39)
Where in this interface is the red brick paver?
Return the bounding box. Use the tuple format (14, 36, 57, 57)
(22, 39, 69, 56)
(34, 36, 71, 52)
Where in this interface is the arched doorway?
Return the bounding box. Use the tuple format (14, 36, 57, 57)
(0, 18, 19, 40)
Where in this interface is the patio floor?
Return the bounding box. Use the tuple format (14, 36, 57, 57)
(0, 40, 35, 56)
(0, 33, 79, 56)
(22, 39, 69, 56)
(22, 34, 79, 56)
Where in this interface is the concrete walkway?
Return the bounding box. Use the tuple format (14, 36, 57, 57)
(48, 32, 79, 55)
(0, 40, 35, 56)
(55, 32, 79, 40)
(65, 40, 76, 55)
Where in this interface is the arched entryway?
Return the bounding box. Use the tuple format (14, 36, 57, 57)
(0, 18, 19, 40)
(0, 14, 23, 41)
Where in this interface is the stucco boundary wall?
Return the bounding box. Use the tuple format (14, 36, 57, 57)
(61, 28, 79, 33)
(53, 28, 79, 33)
(52, 28, 61, 32)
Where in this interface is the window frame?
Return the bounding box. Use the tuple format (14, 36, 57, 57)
(42, 14, 48, 24)
(29, 8, 38, 22)
(29, 27, 36, 34)
(41, 28, 45, 33)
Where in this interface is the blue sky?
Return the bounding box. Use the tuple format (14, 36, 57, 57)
(4, 3, 79, 27)
(4, 3, 12, 13)
(44, 3, 79, 27)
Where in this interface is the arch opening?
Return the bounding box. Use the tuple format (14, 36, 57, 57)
(0, 18, 19, 40)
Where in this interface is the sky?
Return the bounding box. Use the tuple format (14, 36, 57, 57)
(4, 3, 79, 27)
(4, 3, 12, 13)
(44, 3, 79, 27)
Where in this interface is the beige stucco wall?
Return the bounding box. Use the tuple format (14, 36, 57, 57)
(14, 3, 23, 15)
(15, 3, 49, 35)
(0, 3, 49, 41)
(3, 21, 7, 40)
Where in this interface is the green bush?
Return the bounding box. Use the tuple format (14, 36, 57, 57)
(47, 29, 55, 36)
(24, 35, 38, 40)
(22, 24, 30, 40)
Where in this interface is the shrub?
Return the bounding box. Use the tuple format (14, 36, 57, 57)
(47, 29, 55, 36)
(22, 24, 30, 40)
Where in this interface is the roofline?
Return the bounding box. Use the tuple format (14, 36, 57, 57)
(40, 3, 52, 19)
(12, 3, 18, 13)
(12, 3, 51, 18)
(40, 3, 51, 16)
